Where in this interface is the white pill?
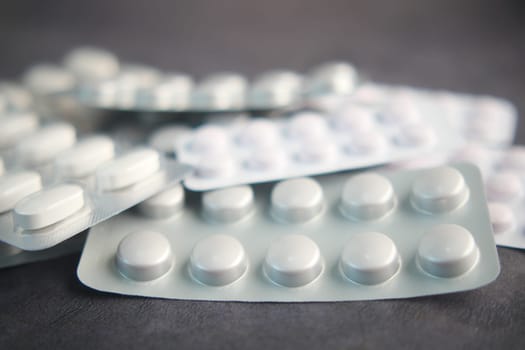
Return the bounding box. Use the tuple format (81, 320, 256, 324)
(287, 112, 328, 140)
(488, 202, 516, 234)
(271, 178, 324, 223)
(346, 130, 388, 155)
(138, 184, 185, 219)
(305, 61, 358, 96)
(0, 172, 42, 213)
(192, 73, 247, 110)
(195, 153, 235, 179)
(340, 173, 396, 221)
(243, 149, 286, 171)
(16, 123, 76, 166)
(395, 123, 436, 148)
(294, 140, 337, 163)
(22, 64, 76, 94)
(0, 112, 39, 149)
(203, 186, 254, 223)
(189, 125, 229, 154)
(330, 106, 375, 133)
(380, 96, 421, 124)
(499, 147, 525, 173)
(190, 235, 248, 286)
(417, 224, 479, 278)
(63, 47, 119, 81)
(411, 166, 469, 214)
(96, 148, 160, 191)
(116, 231, 173, 281)
(248, 70, 302, 108)
(148, 126, 191, 155)
(340, 232, 400, 285)
(485, 171, 524, 203)
(139, 74, 193, 110)
(55, 136, 115, 178)
(237, 119, 279, 149)
(14, 184, 85, 230)
(264, 234, 323, 287)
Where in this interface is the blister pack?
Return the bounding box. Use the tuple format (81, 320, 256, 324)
(78, 164, 499, 301)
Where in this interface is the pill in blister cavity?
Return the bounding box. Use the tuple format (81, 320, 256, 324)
(340, 173, 396, 221)
(96, 148, 160, 191)
(304, 62, 358, 96)
(16, 123, 76, 166)
(411, 166, 469, 214)
(417, 224, 479, 278)
(237, 119, 279, 149)
(294, 140, 337, 163)
(264, 234, 323, 287)
(116, 231, 173, 281)
(380, 96, 421, 124)
(243, 149, 286, 171)
(55, 136, 115, 178)
(14, 184, 85, 230)
(203, 186, 254, 223)
(248, 70, 302, 108)
(271, 178, 324, 223)
(0, 112, 39, 149)
(485, 172, 523, 203)
(138, 184, 184, 219)
(329, 106, 375, 133)
(189, 126, 229, 154)
(0, 172, 42, 213)
(499, 147, 525, 173)
(395, 124, 436, 148)
(190, 235, 248, 286)
(287, 112, 328, 140)
(22, 64, 76, 94)
(138, 74, 193, 110)
(63, 47, 119, 81)
(149, 126, 191, 155)
(488, 202, 516, 234)
(340, 232, 400, 285)
(195, 153, 235, 179)
(192, 73, 247, 110)
(345, 130, 388, 155)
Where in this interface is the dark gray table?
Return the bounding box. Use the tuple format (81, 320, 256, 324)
(1, 1, 524, 349)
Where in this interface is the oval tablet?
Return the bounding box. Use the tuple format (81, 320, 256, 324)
(116, 231, 173, 281)
(14, 184, 85, 230)
(340, 173, 396, 221)
(190, 235, 248, 286)
(138, 184, 185, 219)
(417, 224, 479, 278)
(55, 136, 115, 178)
(340, 232, 400, 285)
(0, 172, 42, 213)
(16, 123, 76, 166)
(488, 202, 516, 234)
(410, 166, 469, 214)
(264, 234, 323, 287)
(0, 112, 39, 149)
(271, 178, 324, 223)
(203, 186, 254, 223)
(96, 148, 160, 191)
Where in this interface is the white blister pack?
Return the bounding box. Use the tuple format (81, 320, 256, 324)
(78, 164, 499, 301)
(0, 126, 191, 250)
(175, 92, 463, 190)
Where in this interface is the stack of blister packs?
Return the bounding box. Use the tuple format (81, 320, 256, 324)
(0, 46, 520, 302)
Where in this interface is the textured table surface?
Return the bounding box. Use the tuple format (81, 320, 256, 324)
(1, 1, 524, 349)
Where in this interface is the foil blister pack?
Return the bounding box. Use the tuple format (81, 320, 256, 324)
(78, 164, 500, 301)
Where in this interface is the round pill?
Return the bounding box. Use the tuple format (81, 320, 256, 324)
(22, 64, 76, 94)
(138, 184, 185, 219)
(139, 74, 193, 110)
(63, 47, 119, 81)
(14, 184, 85, 230)
(190, 235, 248, 286)
(346, 130, 388, 155)
(340, 173, 396, 221)
(340, 232, 400, 285)
(248, 70, 302, 108)
(237, 119, 279, 149)
(203, 186, 254, 223)
(395, 123, 436, 148)
(304, 61, 358, 96)
(264, 234, 323, 287)
(96, 148, 160, 191)
(271, 178, 324, 223)
(189, 125, 229, 154)
(499, 147, 525, 173)
(485, 171, 523, 203)
(330, 106, 375, 133)
(195, 153, 235, 179)
(287, 112, 328, 140)
(192, 73, 247, 110)
(488, 202, 516, 234)
(0, 112, 39, 149)
(55, 136, 115, 178)
(0, 172, 42, 213)
(410, 166, 470, 214)
(116, 231, 173, 281)
(16, 123, 76, 166)
(417, 224, 479, 278)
